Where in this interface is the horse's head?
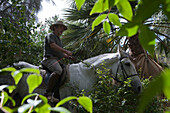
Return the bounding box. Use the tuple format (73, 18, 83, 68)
(110, 47, 142, 94)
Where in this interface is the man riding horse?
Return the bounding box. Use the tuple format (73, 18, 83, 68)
(42, 21, 72, 104)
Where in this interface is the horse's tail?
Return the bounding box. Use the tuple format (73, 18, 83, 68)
(13, 61, 39, 69)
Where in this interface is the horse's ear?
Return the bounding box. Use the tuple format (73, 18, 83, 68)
(117, 45, 120, 53)
(117, 45, 126, 57)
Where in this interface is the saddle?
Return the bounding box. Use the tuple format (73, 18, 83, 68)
(39, 65, 70, 88)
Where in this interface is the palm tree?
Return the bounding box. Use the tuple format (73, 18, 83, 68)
(62, 0, 169, 77)
(62, 0, 120, 61)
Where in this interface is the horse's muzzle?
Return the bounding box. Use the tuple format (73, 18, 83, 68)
(131, 76, 142, 94)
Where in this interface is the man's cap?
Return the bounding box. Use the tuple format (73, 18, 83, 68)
(50, 21, 67, 31)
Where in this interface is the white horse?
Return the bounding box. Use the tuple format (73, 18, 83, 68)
(13, 48, 142, 103)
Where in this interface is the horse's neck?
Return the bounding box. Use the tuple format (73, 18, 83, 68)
(68, 53, 119, 90)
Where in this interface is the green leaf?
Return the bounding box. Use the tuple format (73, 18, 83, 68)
(108, 13, 122, 27)
(103, 21, 111, 34)
(139, 25, 156, 56)
(27, 74, 42, 93)
(21, 93, 38, 105)
(90, 0, 109, 15)
(27, 99, 42, 106)
(49, 107, 71, 113)
(163, 0, 170, 19)
(20, 68, 40, 74)
(117, 0, 133, 21)
(92, 14, 107, 31)
(137, 75, 163, 113)
(75, 0, 85, 11)
(56, 96, 77, 107)
(0, 85, 8, 91)
(7, 85, 16, 93)
(2, 107, 13, 113)
(134, 0, 163, 23)
(1, 91, 9, 106)
(18, 103, 33, 113)
(8, 96, 16, 107)
(117, 22, 139, 37)
(35, 103, 51, 113)
(109, 0, 120, 7)
(126, 25, 139, 37)
(39, 95, 48, 104)
(77, 96, 93, 113)
(1, 67, 16, 72)
(11, 70, 23, 85)
(162, 69, 170, 99)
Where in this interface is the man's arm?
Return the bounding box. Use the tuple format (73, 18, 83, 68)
(50, 43, 72, 56)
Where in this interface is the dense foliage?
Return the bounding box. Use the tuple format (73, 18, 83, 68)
(71, 65, 165, 113)
(0, 0, 42, 68)
(0, 67, 93, 113)
(0, 0, 170, 112)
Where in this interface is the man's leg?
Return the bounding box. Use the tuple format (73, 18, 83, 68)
(45, 72, 60, 105)
(46, 72, 60, 95)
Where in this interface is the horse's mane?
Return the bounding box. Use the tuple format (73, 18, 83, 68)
(82, 53, 120, 67)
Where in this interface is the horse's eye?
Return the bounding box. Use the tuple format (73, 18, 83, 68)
(125, 62, 130, 66)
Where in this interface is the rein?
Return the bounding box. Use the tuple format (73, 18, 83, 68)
(111, 57, 138, 83)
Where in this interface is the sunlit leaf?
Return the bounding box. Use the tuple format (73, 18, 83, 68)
(11, 70, 23, 85)
(162, 69, 170, 99)
(137, 75, 163, 113)
(27, 74, 42, 93)
(92, 14, 107, 31)
(39, 95, 48, 104)
(77, 96, 93, 113)
(27, 99, 42, 106)
(117, 22, 139, 37)
(56, 96, 77, 107)
(126, 25, 139, 37)
(49, 107, 71, 113)
(134, 0, 163, 23)
(35, 103, 51, 113)
(117, 0, 133, 21)
(20, 68, 40, 74)
(90, 0, 109, 15)
(75, 0, 85, 10)
(103, 21, 111, 34)
(7, 85, 16, 93)
(1, 91, 9, 106)
(18, 103, 33, 113)
(21, 93, 38, 105)
(106, 38, 112, 44)
(1, 67, 16, 72)
(139, 25, 156, 56)
(108, 13, 122, 27)
(0, 85, 8, 91)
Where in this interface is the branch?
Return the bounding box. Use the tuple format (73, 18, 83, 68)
(153, 31, 170, 51)
(28, 94, 39, 113)
(0, 90, 10, 113)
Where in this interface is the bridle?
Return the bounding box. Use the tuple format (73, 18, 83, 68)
(111, 57, 138, 83)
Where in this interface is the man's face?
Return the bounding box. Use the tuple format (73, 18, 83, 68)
(54, 25, 65, 36)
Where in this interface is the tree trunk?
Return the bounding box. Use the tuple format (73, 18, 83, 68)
(128, 33, 163, 78)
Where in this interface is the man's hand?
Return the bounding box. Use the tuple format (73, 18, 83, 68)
(65, 50, 72, 56)
(64, 53, 76, 61)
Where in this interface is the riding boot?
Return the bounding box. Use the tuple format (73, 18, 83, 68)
(53, 81, 60, 100)
(45, 72, 60, 105)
